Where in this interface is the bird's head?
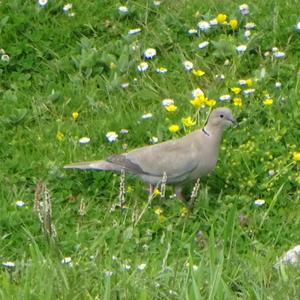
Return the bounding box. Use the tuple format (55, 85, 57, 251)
(207, 107, 236, 129)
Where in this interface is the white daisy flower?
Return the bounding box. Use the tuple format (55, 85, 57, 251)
(150, 136, 158, 144)
(239, 4, 249, 15)
(103, 270, 113, 277)
(61, 257, 72, 265)
(132, 44, 139, 51)
(161, 98, 174, 106)
(2, 261, 16, 268)
(238, 79, 247, 86)
(121, 82, 129, 89)
(219, 94, 231, 101)
(141, 113, 153, 119)
(244, 30, 251, 38)
(16, 200, 25, 207)
(224, 59, 230, 65)
(156, 67, 168, 74)
(153, 1, 161, 6)
(63, 3, 72, 12)
(128, 28, 142, 35)
(272, 47, 279, 53)
(273, 51, 285, 59)
(215, 74, 225, 80)
(275, 81, 282, 88)
(254, 199, 265, 206)
(137, 62, 149, 72)
(191, 88, 204, 98)
(268, 169, 275, 176)
(120, 129, 129, 134)
(144, 48, 157, 59)
(118, 6, 128, 13)
(137, 263, 146, 271)
(183, 60, 193, 71)
(192, 265, 199, 271)
(0, 48, 5, 54)
(244, 22, 256, 30)
(1, 54, 10, 62)
(188, 28, 198, 35)
(79, 137, 90, 144)
(236, 45, 247, 53)
(122, 263, 131, 270)
(169, 290, 178, 296)
(209, 19, 218, 26)
(243, 88, 255, 95)
(106, 132, 118, 142)
(198, 41, 209, 49)
(38, 0, 48, 6)
(295, 22, 300, 32)
(197, 21, 210, 31)
(112, 255, 118, 261)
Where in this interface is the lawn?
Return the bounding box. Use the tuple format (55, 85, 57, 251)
(0, 0, 300, 299)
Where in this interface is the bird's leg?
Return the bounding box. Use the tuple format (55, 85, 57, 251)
(175, 185, 186, 201)
(149, 184, 155, 196)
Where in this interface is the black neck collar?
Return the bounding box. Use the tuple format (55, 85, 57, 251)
(202, 127, 210, 137)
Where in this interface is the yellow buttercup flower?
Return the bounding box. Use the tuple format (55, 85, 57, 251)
(127, 186, 134, 193)
(180, 207, 188, 217)
(154, 207, 163, 215)
(231, 87, 241, 94)
(192, 69, 205, 77)
(169, 124, 180, 133)
(165, 104, 178, 112)
(56, 131, 64, 141)
(229, 19, 238, 30)
(263, 98, 273, 106)
(182, 116, 196, 127)
(246, 78, 253, 87)
(233, 97, 242, 106)
(293, 152, 300, 161)
(190, 94, 206, 108)
(110, 62, 117, 69)
(216, 13, 227, 23)
(72, 111, 79, 121)
(153, 188, 161, 196)
(205, 99, 216, 107)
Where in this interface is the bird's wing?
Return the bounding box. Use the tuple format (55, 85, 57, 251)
(109, 130, 203, 181)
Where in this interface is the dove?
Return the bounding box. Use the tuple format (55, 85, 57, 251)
(64, 107, 236, 199)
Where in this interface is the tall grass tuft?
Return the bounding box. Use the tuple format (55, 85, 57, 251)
(34, 181, 57, 241)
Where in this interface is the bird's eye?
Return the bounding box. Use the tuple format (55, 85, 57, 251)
(220, 114, 224, 118)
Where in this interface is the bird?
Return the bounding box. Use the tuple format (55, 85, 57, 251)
(64, 107, 236, 200)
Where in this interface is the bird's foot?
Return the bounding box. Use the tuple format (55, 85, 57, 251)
(175, 186, 186, 201)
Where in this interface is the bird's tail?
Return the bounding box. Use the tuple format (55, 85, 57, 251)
(64, 160, 123, 171)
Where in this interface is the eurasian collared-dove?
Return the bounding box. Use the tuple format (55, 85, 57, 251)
(64, 107, 236, 199)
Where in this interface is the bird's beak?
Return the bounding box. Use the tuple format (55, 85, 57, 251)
(228, 117, 238, 126)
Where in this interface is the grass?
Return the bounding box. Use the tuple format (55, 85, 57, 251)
(1, 0, 300, 299)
